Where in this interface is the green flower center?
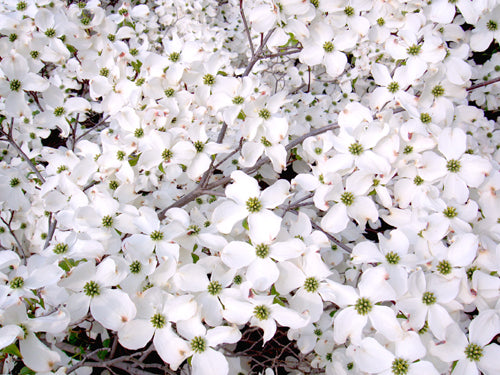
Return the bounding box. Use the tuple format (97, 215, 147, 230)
(203, 73, 215, 85)
(53, 106, 65, 117)
(9, 33, 17, 42)
(310, 0, 319, 8)
(348, 142, 364, 155)
(340, 191, 355, 206)
(400, 145, 413, 155)
(194, 141, 205, 153)
(130, 48, 138, 56)
(232, 96, 244, 105)
(150, 230, 164, 241)
(129, 260, 141, 274)
(443, 206, 458, 218)
(420, 113, 432, 123)
(261, 136, 272, 147)
(377, 17, 385, 26)
(102, 215, 113, 228)
(116, 150, 126, 161)
(10, 276, 25, 289)
(422, 291, 436, 305)
(446, 159, 461, 173)
(134, 128, 144, 138)
(164, 88, 175, 97)
(30, 50, 39, 59)
(467, 266, 479, 280)
(487, 20, 498, 31)
(109, 180, 119, 190)
(169, 52, 180, 62)
(391, 358, 409, 375)
(99, 67, 109, 77)
(464, 343, 483, 361)
(190, 336, 206, 353)
(150, 313, 167, 329)
(53, 243, 68, 254)
(246, 197, 262, 213)
(323, 41, 334, 53)
(162, 149, 173, 161)
(385, 251, 400, 265)
(44, 28, 56, 38)
(437, 260, 452, 275)
(259, 108, 271, 120)
(388, 81, 399, 93)
(207, 280, 222, 296)
(255, 244, 270, 258)
(253, 304, 271, 320)
(344, 6, 354, 16)
(187, 225, 200, 236)
(9, 177, 20, 187)
(233, 275, 242, 284)
(9, 79, 21, 92)
(17, 1, 27, 11)
(406, 44, 421, 56)
(418, 321, 429, 334)
(83, 281, 100, 297)
(304, 277, 320, 293)
(431, 85, 445, 97)
(413, 175, 424, 186)
(107, 34, 116, 41)
(354, 297, 372, 315)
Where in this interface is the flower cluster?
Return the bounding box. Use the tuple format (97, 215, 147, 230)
(0, 0, 499, 374)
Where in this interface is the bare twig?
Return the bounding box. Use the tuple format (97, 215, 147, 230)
(240, 0, 255, 56)
(43, 213, 57, 249)
(467, 77, 500, 91)
(75, 114, 110, 143)
(1, 212, 27, 261)
(242, 28, 276, 77)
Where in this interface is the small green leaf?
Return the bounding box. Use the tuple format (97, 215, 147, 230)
(20, 367, 36, 375)
(191, 253, 200, 263)
(97, 349, 108, 360)
(102, 339, 111, 348)
(2, 343, 22, 358)
(242, 218, 249, 231)
(128, 153, 141, 166)
(158, 162, 165, 174)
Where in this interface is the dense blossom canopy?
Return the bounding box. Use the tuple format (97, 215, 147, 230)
(0, 0, 499, 374)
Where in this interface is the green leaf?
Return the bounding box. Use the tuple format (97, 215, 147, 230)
(242, 218, 249, 231)
(102, 339, 111, 348)
(191, 253, 200, 263)
(131, 60, 142, 74)
(158, 162, 165, 174)
(20, 367, 36, 375)
(128, 153, 141, 166)
(2, 343, 22, 358)
(97, 349, 108, 360)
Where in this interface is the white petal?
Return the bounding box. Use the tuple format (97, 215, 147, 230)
(192, 349, 229, 375)
(353, 337, 394, 373)
(333, 307, 367, 344)
(226, 171, 261, 206)
(91, 289, 137, 331)
(352, 241, 384, 264)
(469, 310, 500, 347)
(448, 233, 478, 267)
(248, 209, 282, 243)
(438, 127, 466, 160)
(173, 264, 209, 292)
(321, 203, 349, 234)
(221, 241, 256, 269)
(118, 319, 155, 349)
(154, 326, 191, 370)
(369, 305, 403, 342)
(19, 333, 60, 372)
(246, 258, 279, 291)
(0, 325, 23, 350)
(480, 344, 500, 375)
(271, 304, 308, 329)
(206, 326, 242, 347)
(212, 201, 248, 234)
(324, 50, 347, 78)
(260, 179, 290, 209)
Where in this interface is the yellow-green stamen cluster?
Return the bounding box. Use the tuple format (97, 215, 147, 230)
(129, 260, 142, 274)
(102, 215, 113, 228)
(150, 313, 167, 329)
(304, 277, 320, 293)
(464, 343, 483, 361)
(190, 336, 206, 353)
(259, 108, 271, 120)
(255, 244, 270, 258)
(437, 260, 452, 275)
(354, 297, 372, 315)
(422, 291, 436, 305)
(348, 142, 364, 155)
(83, 281, 100, 297)
(391, 358, 409, 375)
(253, 304, 271, 320)
(10, 276, 24, 289)
(207, 280, 222, 296)
(150, 230, 164, 241)
(323, 41, 334, 53)
(53, 243, 68, 254)
(340, 191, 355, 206)
(443, 206, 458, 218)
(246, 197, 262, 213)
(446, 159, 461, 173)
(385, 251, 400, 265)
(203, 74, 215, 85)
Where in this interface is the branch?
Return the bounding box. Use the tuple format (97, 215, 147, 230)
(75, 114, 110, 143)
(240, 0, 254, 56)
(1, 212, 27, 261)
(260, 47, 302, 60)
(43, 213, 57, 249)
(0, 122, 45, 183)
(467, 76, 500, 91)
(242, 28, 276, 77)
